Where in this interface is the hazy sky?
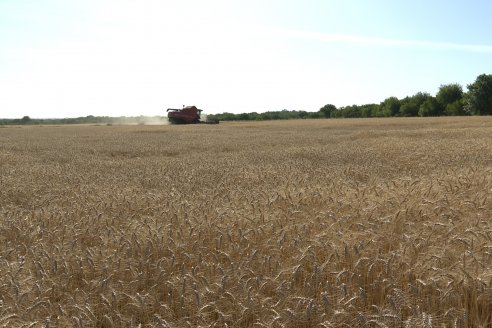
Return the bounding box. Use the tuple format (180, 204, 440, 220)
(1, 0, 491, 118)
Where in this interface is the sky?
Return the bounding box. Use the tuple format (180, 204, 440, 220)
(1, 0, 491, 118)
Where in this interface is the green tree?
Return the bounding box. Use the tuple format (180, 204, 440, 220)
(465, 74, 492, 115)
(399, 97, 419, 117)
(340, 105, 363, 118)
(444, 100, 467, 116)
(411, 92, 432, 108)
(20, 116, 31, 124)
(399, 92, 433, 117)
(436, 83, 463, 109)
(370, 104, 383, 117)
(237, 113, 250, 120)
(308, 111, 322, 119)
(436, 83, 465, 115)
(380, 97, 400, 116)
(319, 104, 336, 118)
(399, 103, 419, 117)
(360, 104, 378, 117)
(298, 111, 309, 119)
(418, 97, 440, 117)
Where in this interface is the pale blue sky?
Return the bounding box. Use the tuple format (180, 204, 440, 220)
(1, 0, 491, 118)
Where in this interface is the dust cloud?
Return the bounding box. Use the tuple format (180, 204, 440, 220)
(138, 117, 170, 125)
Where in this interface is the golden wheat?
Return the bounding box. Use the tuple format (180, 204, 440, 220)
(0, 117, 491, 327)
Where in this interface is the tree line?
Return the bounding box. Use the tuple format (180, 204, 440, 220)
(209, 73, 492, 121)
(2, 74, 491, 125)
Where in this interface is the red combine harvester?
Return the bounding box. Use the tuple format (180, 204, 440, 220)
(166, 105, 218, 124)
(167, 105, 201, 124)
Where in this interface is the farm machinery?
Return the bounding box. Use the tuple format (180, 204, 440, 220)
(166, 105, 218, 124)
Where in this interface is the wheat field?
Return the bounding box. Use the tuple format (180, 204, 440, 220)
(0, 117, 491, 327)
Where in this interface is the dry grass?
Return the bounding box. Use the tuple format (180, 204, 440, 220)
(0, 117, 491, 327)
